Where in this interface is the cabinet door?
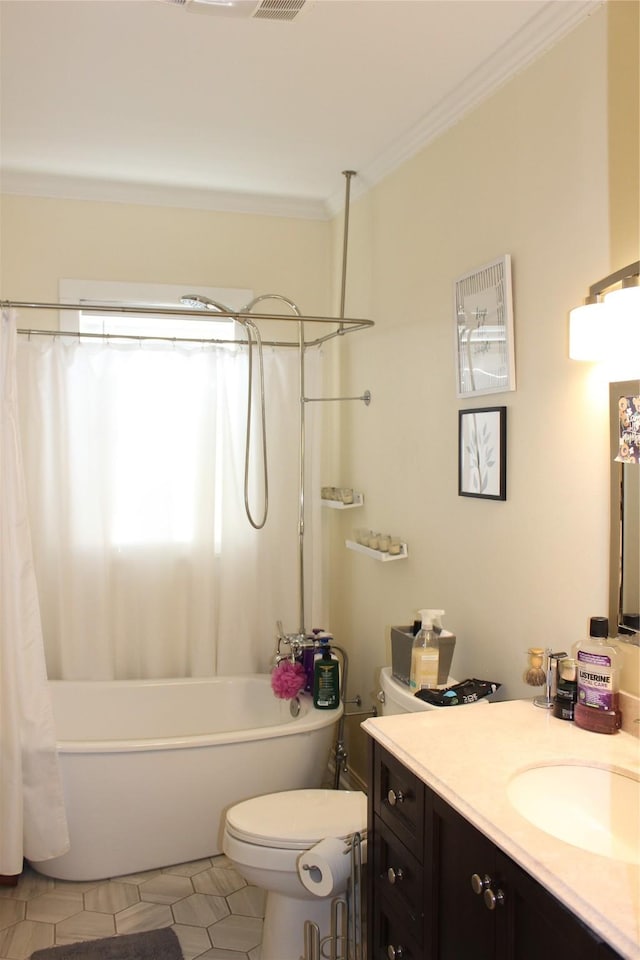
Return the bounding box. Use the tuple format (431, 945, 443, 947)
(432, 795, 498, 960)
(497, 853, 622, 960)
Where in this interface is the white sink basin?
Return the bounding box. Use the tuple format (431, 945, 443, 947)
(507, 764, 640, 864)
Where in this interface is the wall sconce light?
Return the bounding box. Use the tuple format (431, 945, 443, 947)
(569, 260, 640, 365)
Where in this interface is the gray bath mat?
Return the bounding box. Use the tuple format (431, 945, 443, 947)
(30, 927, 183, 960)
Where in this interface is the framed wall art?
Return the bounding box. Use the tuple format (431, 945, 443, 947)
(454, 254, 515, 398)
(458, 406, 507, 500)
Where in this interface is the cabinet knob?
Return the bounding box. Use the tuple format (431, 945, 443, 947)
(387, 866, 404, 884)
(387, 788, 405, 806)
(387, 945, 405, 960)
(484, 887, 506, 911)
(470, 873, 491, 895)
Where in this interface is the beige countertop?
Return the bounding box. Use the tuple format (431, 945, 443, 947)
(362, 699, 640, 960)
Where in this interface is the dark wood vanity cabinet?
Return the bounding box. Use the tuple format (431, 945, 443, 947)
(369, 746, 429, 960)
(367, 741, 624, 960)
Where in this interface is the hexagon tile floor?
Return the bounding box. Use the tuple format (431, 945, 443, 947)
(0, 856, 265, 960)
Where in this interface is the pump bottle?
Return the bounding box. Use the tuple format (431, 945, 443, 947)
(313, 644, 340, 709)
(409, 609, 443, 691)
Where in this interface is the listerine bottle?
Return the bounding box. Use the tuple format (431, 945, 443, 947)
(574, 616, 621, 734)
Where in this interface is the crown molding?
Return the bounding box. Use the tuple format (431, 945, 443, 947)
(0, 168, 330, 221)
(325, 0, 603, 216)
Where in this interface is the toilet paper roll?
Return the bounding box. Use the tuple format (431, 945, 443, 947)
(297, 837, 351, 897)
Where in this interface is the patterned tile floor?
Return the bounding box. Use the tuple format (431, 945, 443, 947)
(0, 856, 264, 960)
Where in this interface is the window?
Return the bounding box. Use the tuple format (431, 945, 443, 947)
(56, 280, 253, 548)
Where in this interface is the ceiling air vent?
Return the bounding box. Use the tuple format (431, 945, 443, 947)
(253, 0, 306, 21)
(166, 0, 310, 20)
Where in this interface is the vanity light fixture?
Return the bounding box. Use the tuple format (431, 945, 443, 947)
(569, 260, 640, 364)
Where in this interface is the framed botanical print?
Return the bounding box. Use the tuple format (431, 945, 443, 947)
(458, 406, 507, 500)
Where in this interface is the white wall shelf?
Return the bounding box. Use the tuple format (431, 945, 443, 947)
(345, 539, 408, 561)
(321, 491, 364, 509)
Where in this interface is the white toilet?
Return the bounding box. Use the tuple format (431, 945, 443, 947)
(222, 787, 367, 960)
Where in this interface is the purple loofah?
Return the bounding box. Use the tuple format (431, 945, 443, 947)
(271, 659, 306, 699)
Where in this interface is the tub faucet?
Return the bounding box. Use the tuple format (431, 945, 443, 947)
(274, 620, 306, 662)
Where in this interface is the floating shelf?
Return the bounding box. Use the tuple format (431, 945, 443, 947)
(321, 491, 364, 509)
(345, 539, 408, 561)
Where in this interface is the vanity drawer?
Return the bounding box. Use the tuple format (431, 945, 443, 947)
(374, 744, 425, 849)
(372, 815, 424, 943)
(369, 889, 424, 960)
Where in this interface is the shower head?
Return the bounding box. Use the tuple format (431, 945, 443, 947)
(181, 294, 227, 313)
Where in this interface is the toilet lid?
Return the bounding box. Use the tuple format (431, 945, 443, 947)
(225, 789, 367, 849)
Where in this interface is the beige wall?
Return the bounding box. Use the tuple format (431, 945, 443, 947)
(328, 1, 639, 780)
(1, 3, 638, 784)
(1, 195, 331, 323)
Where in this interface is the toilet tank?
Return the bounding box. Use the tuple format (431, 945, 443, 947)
(378, 667, 489, 715)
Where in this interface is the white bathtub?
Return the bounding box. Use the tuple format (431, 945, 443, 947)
(30, 675, 342, 881)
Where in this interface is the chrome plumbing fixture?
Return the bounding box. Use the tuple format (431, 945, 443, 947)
(274, 620, 306, 663)
(272, 626, 377, 787)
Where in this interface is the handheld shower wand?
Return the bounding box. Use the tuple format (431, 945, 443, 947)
(180, 294, 269, 531)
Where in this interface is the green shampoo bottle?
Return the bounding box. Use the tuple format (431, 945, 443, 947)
(313, 645, 340, 709)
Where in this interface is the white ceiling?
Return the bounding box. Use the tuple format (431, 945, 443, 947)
(0, 0, 599, 218)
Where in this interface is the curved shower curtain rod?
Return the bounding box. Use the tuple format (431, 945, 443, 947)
(9, 302, 373, 348)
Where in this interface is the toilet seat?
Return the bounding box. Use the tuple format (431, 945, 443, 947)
(224, 788, 367, 850)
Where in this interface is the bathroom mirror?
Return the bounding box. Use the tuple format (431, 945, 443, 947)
(609, 380, 640, 640)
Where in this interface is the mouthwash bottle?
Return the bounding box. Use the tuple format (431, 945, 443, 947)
(575, 616, 622, 734)
(409, 609, 442, 691)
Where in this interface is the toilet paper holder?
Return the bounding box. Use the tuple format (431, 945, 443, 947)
(300, 831, 365, 960)
(300, 839, 350, 876)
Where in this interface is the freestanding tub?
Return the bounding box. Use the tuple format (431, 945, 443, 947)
(30, 675, 342, 881)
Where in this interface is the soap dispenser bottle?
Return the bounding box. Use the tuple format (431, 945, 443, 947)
(313, 644, 340, 709)
(574, 616, 621, 734)
(409, 609, 441, 691)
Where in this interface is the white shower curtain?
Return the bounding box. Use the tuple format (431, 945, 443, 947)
(1, 309, 70, 876)
(15, 331, 323, 679)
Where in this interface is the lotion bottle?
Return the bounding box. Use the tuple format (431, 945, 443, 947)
(409, 609, 442, 691)
(313, 644, 340, 709)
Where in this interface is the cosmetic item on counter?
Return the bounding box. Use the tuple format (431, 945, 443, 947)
(574, 616, 622, 734)
(409, 609, 443, 691)
(313, 645, 340, 709)
(552, 657, 578, 720)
